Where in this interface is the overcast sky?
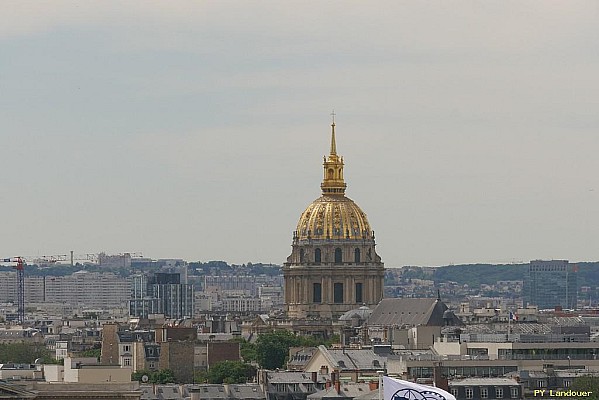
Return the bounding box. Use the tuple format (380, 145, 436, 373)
(2, 1, 599, 267)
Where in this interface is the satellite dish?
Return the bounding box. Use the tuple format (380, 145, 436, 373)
(141, 375, 149, 383)
(34, 358, 42, 365)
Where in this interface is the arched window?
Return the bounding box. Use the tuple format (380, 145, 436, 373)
(328, 169, 334, 179)
(354, 248, 360, 263)
(299, 249, 305, 263)
(334, 248, 342, 264)
(315, 248, 321, 264)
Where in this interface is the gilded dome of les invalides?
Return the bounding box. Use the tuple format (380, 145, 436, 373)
(295, 121, 373, 241)
(284, 117, 384, 320)
(296, 196, 372, 241)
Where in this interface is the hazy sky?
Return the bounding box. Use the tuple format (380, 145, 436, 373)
(2, 1, 599, 267)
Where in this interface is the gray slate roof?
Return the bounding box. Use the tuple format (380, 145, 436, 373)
(308, 383, 373, 400)
(229, 384, 266, 400)
(320, 346, 386, 371)
(367, 298, 447, 327)
(267, 371, 329, 384)
(194, 384, 229, 399)
(288, 347, 318, 370)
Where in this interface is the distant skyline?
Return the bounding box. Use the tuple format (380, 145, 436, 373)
(2, 2, 599, 267)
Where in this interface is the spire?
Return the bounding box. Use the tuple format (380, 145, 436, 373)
(330, 110, 337, 155)
(321, 112, 346, 196)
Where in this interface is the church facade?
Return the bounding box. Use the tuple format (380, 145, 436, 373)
(283, 120, 385, 319)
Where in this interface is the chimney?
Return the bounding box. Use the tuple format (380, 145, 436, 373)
(433, 363, 448, 391)
(331, 371, 338, 384)
(311, 372, 318, 383)
(369, 380, 379, 391)
(325, 380, 331, 389)
(334, 381, 341, 394)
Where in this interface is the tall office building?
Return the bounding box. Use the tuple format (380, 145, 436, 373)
(130, 272, 193, 319)
(283, 119, 385, 319)
(524, 260, 577, 310)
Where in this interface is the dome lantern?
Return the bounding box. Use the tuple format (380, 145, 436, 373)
(321, 119, 347, 196)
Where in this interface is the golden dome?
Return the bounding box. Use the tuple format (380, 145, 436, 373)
(295, 118, 374, 241)
(296, 194, 372, 240)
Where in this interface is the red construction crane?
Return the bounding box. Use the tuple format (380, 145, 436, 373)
(1, 255, 70, 324)
(1, 257, 26, 324)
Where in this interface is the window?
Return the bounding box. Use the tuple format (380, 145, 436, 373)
(123, 358, 131, 366)
(465, 388, 473, 399)
(334, 283, 344, 303)
(496, 388, 503, 398)
(334, 248, 342, 264)
(313, 283, 322, 303)
(537, 380, 546, 388)
(300, 249, 305, 263)
(451, 389, 458, 398)
(315, 248, 321, 264)
(481, 388, 488, 399)
(355, 283, 363, 303)
(354, 248, 360, 263)
(511, 387, 518, 398)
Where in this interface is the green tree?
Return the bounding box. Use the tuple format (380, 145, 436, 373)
(132, 369, 176, 384)
(230, 338, 258, 363)
(572, 376, 599, 400)
(297, 334, 340, 348)
(207, 361, 256, 384)
(154, 369, 176, 384)
(256, 331, 301, 369)
(80, 347, 102, 361)
(255, 331, 340, 369)
(0, 343, 54, 364)
(194, 369, 209, 384)
(131, 370, 150, 382)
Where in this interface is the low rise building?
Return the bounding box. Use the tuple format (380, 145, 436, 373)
(0, 363, 43, 380)
(259, 370, 328, 400)
(448, 378, 522, 400)
(44, 356, 132, 383)
(303, 346, 386, 382)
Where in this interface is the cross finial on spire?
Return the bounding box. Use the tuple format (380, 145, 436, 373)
(321, 111, 346, 195)
(329, 111, 337, 155)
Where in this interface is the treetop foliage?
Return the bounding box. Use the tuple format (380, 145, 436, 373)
(254, 331, 338, 370)
(132, 369, 176, 384)
(202, 360, 256, 384)
(572, 376, 599, 400)
(0, 343, 56, 364)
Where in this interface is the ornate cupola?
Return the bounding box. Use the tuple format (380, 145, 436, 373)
(283, 115, 385, 320)
(321, 120, 347, 196)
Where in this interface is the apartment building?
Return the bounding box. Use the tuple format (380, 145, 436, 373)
(44, 271, 131, 309)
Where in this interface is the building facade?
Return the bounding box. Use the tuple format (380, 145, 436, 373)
(129, 272, 194, 319)
(524, 260, 577, 310)
(283, 120, 385, 319)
